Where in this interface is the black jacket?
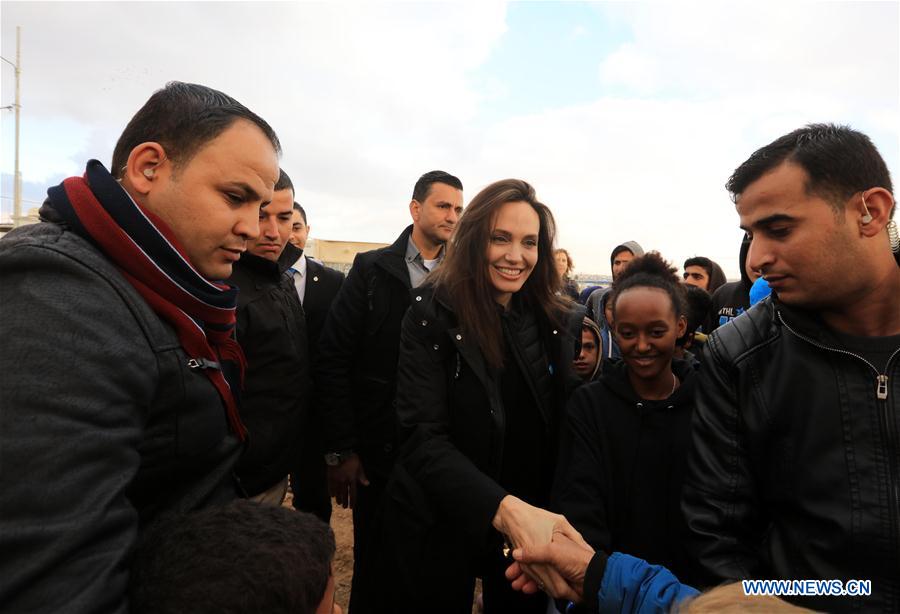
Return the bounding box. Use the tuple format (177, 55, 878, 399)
(553, 359, 699, 584)
(229, 244, 310, 496)
(368, 288, 584, 610)
(301, 257, 345, 361)
(315, 226, 415, 470)
(682, 297, 900, 612)
(0, 213, 242, 613)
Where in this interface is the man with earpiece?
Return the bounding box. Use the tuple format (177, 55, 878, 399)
(682, 124, 900, 613)
(0, 82, 282, 612)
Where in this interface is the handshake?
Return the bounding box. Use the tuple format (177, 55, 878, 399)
(492, 495, 597, 604)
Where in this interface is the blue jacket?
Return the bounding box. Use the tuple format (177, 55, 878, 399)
(577, 552, 699, 614)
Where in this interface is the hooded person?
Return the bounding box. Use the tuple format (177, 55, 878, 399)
(706, 234, 756, 332)
(573, 317, 604, 382)
(578, 285, 600, 305)
(681, 256, 728, 295)
(609, 241, 645, 280)
(586, 241, 645, 357)
(594, 290, 620, 362)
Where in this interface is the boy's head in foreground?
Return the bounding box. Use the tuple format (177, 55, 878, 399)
(130, 500, 339, 614)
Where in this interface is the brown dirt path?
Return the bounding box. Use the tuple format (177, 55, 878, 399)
(283, 492, 354, 611)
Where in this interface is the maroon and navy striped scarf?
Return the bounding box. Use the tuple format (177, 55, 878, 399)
(47, 160, 247, 440)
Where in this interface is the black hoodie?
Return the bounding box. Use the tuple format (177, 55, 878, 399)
(707, 234, 752, 332)
(552, 359, 700, 585)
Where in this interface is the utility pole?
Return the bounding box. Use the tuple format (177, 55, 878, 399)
(13, 26, 21, 227)
(2, 26, 22, 227)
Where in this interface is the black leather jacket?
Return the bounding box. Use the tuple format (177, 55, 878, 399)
(683, 297, 900, 612)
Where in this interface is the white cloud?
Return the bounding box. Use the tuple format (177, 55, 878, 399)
(598, 42, 659, 95)
(597, 2, 898, 104)
(570, 24, 588, 40)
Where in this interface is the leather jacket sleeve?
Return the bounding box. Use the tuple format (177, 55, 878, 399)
(681, 331, 767, 584)
(0, 239, 154, 613)
(394, 307, 507, 544)
(315, 252, 369, 452)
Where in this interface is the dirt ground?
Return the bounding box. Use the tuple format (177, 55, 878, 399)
(283, 492, 355, 611)
(327, 502, 356, 609)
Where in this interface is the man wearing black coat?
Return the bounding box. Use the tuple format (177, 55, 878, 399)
(316, 170, 463, 611)
(229, 169, 311, 504)
(683, 124, 900, 612)
(286, 201, 345, 522)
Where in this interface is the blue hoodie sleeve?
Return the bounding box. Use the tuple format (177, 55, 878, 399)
(595, 552, 699, 614)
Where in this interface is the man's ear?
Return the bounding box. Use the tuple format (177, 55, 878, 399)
(123, 142, 168, 196)
(409, 199, 421, 223)
(857, 188, 894, 238)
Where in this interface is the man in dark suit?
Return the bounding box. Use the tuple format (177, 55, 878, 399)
(230, 170, 311, 506)
(285, 202, 345, 522)
(316, 170, 463, 612)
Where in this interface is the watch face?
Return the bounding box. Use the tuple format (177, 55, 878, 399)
(324, 453, 340, 466)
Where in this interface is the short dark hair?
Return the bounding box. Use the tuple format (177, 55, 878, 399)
(611, 251, 687, 320)
(129, 501, 335, 614)
(683, 256, 728, 294)
(275, 168, 294, 193)
(293, 202, 308, 224)
(612, 245, 634, 260)
(111, 81, 281, 179)
(411, 170, 463, 203)
(726, 123, 893, 211)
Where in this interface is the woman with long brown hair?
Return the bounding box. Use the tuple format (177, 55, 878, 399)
(366, 179, 587, 613)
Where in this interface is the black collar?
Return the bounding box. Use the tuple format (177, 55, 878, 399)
(375, 225, 415, 288)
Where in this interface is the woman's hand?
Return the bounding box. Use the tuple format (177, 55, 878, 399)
(491, 495, 589, 600)
(505, 533, 596, 602)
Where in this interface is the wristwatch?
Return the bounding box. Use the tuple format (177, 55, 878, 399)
(324, 449, 354, 466)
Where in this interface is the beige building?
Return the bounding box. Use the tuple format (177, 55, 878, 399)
(304, 238, 390, 274)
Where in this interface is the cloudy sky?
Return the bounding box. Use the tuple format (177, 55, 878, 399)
(2, 1, 898, 277)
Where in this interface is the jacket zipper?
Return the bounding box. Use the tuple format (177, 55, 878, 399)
(777, 311, 897, 400)
(778, 310, 900, 572)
